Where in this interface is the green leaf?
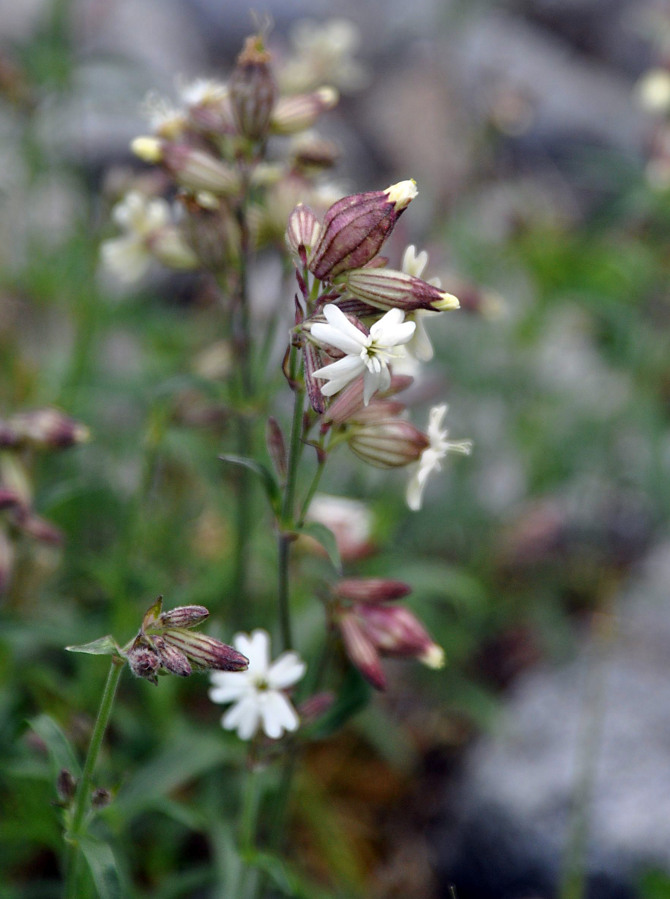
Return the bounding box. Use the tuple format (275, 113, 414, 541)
(114, 730, 237, 816)
(80, 836, 124, 899)
(28, 714, 81, 780)
(219, 454, 281, 513)
(244, 849, 337, 899)
(65, 635, 121, 656)
(296, 521, 342, 573)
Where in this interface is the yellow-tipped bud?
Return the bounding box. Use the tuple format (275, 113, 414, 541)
(431, 291, 460, 311)
(131, 136, 164, 164)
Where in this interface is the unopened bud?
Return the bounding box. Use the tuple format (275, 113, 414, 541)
(285, 203, 321, 257)
(0, 528, 14, 593)
(57, 768, 76, 803)
(339, 267, 460, 313)
(266, 417, 287, 481)
(358, 604, 445, 668)
(271, 86, 338, 135)
(153, 635, 192, 677)
(134, 139, 241, 195)
(127, 641, 162, 685)
(333, 578, 411, 604)
(17, 512, 63, 545)
(308, 180, 417, 281)
(297, 691, 335, 724)
(291, 136, 340, 171)
(162, 630, 249, 672)
(348, 419, 428, 469)
(324, 373, 412, 424)
(159, 604, 209, 629)
(339, 613, 386, 690)
(229, 35, 277, 140)
(6, 409, 90, 450)
(91, 788, 112, 809)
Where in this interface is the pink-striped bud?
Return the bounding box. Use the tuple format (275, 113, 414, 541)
(339, 612, 386, 690)
(333, 578, 411, 603)
(347, 419, 429, 469)
(338, 267, 460, 313)
(324, 373, 413, 424)
(308, 180, 418, 281)
(358, 604, 445, 669)
(270, 87, 338, 135)
(159, 604, 209, 629)
(285, 203, 321, 257)
(131, 138, 241, 195)
(229, 35, 277, 140)
(3, 409, 90, 450)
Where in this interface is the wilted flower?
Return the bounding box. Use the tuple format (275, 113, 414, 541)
(311, 304, 415, 404)
(209, 629, 306, 740)
(406, 405, 472, 511)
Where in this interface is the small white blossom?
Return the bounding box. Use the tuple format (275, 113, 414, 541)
(209, 629, 306, 740)
(401, 244, 442, 363)
(101, 192, 170, 283)
(406, 405, 472, 511)
(311, 304, 415, 405)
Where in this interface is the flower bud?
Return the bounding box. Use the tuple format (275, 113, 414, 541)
(323, 373, 413, 424)
(0, 528, 14, 593)
(285, 203, 321, 258)
(266, 417, 287, 481)
(57, 768, 77, 803)
(333, 578, 411, 604)
(358, 604, 445, 669)
(339, 267, 460, 312)
(308, 181, 418, 281)
(291, 136, 340, 172)
(17, 512, 63, 545)
(347, 419, 429, 469)
(127, 640, 162, 685)
(6, 409, 90, 450)
(91, 788, 112, 809)
(297, 691, 335, 724)
(162, 630, 249, 671)
(339, 612, 386, 690)
(229, 35, 277, 140)
(159, 604, 209, 629)
(132, 139, 241, 195)
(0, 488, 21, 510)
(270, 86, 338, 135)
(153, 635, 192, 677)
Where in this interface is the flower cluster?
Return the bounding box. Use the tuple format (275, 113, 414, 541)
(124, 597, 248, 685)
(332, 578, 444, 690)
(286, 181, 469, 506)
(101, 31, 347, 286)
(0, 408, 89, 593)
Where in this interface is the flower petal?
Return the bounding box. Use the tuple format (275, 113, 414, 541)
(234, 629, 270, 676)
(268, 651, 307, 689)
(259, 691, 300, 738)
(223, 696, 260, 740)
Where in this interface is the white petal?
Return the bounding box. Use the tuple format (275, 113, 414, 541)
(223, 696, 260, 740)
(208, 675, 249, 704)
(323, 304, 369, 345)
(268, 651, 306, 689)
(313, 356, 366, 395)
(363, 368, 383, 405)
(234, 629, 270, 676)
(311, 321, 365, 356)
(260, 691, 300, 739)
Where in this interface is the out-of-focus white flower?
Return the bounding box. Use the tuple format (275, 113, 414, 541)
(141, 90, 187, 139)
(406, 405, 472, 511)
(280, 18, 368, 94)
(101, 191, 197, 284)
(636, 68, 670, 115)
(209, 629, 306, 740)
(178, 77, 228, 108)
(311, 304, 415, 404)
(306, 493, 375, 561)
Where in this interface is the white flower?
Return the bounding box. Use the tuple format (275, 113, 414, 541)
(209, 629, 306, 740)
(401, 244, 442, 363)
(101, 192, 171, 283)
(406, 405, 472, 511)
(311, 304, 415, 405)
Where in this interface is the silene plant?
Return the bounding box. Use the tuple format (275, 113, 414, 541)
(61, 25, 472, 898)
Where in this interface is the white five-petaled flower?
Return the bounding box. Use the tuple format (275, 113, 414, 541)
(311, 304, 415, 405)
(406, 405, 472, 511)
(209, 629, 306, 740)
(101, 191, 171, 283)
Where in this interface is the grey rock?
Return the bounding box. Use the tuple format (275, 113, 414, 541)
(435, 542, 670, 898)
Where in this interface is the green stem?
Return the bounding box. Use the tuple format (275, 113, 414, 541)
(64, 657, 124, 898)
(297, 443, 328, 528)
(277, 365, 305, 652)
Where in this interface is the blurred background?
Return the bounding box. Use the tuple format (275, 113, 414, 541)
(2, 0, 670, 897)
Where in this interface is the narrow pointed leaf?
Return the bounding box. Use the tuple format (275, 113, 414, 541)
(80, 836, 124, 899)
(66, 635, 121, 656)
(219, 454, 281, 513)
(296, 521, 342, 573)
